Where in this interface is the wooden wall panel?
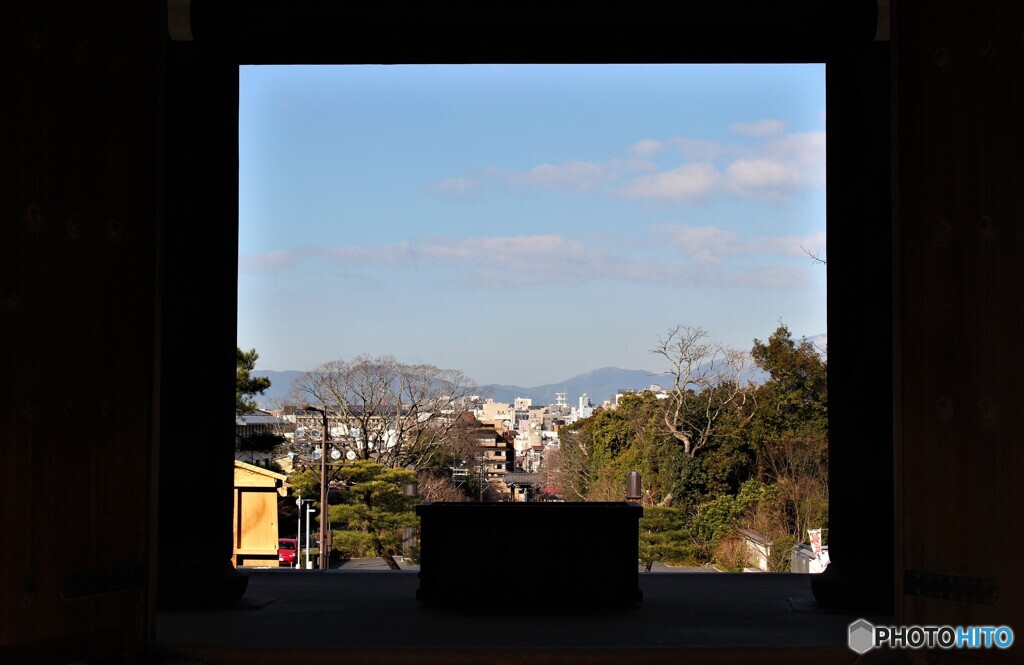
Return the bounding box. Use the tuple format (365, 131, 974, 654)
(155, 39, 248, 610)
(1, 2, 163, 660)
(815, 41, 894, 613)
(893, 1, 1023, 660)
(238, 492, 278, 552)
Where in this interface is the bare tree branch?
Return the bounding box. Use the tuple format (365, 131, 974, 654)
(546, 431, 591, 501)
(651, 325, 751, 458)
(290, 355, 477, 470)
(800, 245, 827, 265)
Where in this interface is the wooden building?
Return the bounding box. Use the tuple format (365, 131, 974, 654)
(232, 461, 289, 568)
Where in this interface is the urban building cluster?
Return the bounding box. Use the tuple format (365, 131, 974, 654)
(232, 383, 829, 573)
(234, 387, 669, 502)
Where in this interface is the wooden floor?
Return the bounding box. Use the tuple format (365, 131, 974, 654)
(154, 570, 890, 664)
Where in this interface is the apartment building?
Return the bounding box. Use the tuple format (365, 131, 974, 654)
(470, 421, 515, 500)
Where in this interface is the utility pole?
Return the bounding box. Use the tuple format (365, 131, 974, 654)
(319, 411, 327, 569)
(303, 404, 331, 570)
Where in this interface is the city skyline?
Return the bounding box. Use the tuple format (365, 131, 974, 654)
(238, 64, 827, 386)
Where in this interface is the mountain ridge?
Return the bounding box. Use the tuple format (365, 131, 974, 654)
(250, 333, 825, 409)
(474, 366, 676, 406)
(251, 366, 673, 409)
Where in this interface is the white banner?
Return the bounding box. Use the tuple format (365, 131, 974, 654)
(808, 528, 823, 557)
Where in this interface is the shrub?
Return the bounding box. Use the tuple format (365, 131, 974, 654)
(768, 534, 797, 572)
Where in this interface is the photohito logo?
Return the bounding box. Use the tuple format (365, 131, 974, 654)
(849, 619, 1014, 653)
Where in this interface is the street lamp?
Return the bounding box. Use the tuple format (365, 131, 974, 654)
(302, 404, 330, 570)
(295, 496, 304, 569)
(305, 506, 316, 569)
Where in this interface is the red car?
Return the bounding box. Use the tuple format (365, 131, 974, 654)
(278, 538, 298, 566)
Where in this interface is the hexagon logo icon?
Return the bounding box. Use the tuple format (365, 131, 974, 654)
(848, 619, 875, 654)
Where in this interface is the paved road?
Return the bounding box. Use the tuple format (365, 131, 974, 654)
(642, 560, 720, 572)
(336, 557, 418, 570)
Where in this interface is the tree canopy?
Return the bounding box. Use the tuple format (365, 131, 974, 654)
(291, 355, 478, 470)
(329, 461, 419, 569)
(553, 323, 828, 571)
(236, 346, 271, 414)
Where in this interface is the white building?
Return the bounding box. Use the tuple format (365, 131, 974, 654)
(577, 393, 595, 419)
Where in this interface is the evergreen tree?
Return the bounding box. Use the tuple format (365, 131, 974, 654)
(327, 461, 419, 569)
(236, 346, 271, 414)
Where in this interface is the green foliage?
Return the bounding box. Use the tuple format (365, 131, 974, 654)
(325, 460, 419, 566)
(639, 507, 695, 566)
(742, 325, 829, 543)
(331, 529, 376, 559)
(692, 479, 761, 553)
(559, 392, 684, 503)
(735, 476, 765, 507)
(288, 467, 321, 500)
(236, 347, 271, 414)
(768, 535, 797, 572)
(552, 323, 828, 568)
(750, 324, 827, 438)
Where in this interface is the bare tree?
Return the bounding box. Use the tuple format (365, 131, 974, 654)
(290, 355, 478, 470)
(758, 433, 829, 540)
(651, 325, 752, 458)
(415, 470, 467, 502)
(546, 431, 592, 501)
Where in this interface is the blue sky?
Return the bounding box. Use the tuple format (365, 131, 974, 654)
(238, 64, 826, 387)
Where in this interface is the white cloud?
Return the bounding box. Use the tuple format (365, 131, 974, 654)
(653, 224, 826, 264)
(729, 119, 788, 137)
(610, 156, 659, 173)
(522, 160, 608, 192)
(315, 234, 597, 287)
(745, 231, 826, 257)
(725, 266, 810, 289)
(468, 160, 612, 193)
(608, 261, 810, 289)
(247, 228, 818, 291)
(627, 139, 666, 158)
(727, 159, 795, 187)
(652, 224, 740, 263)
(320, 221, 821, 288)
(431, 126, 824, 205)
(616, 129, 825, 203)
(755, 131, 826, 181)
(420, 234, 617, 288)
(723, 131, 826, 200)
(670, 137, 726, 162)
(239, 250, 301, 273)
(619, 163, 721, 202)
(430, 176, 478, 195)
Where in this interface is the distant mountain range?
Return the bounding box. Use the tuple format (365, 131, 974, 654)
(476, 367, 678, 406)
(250, 370, 304, 407)
(251, 333, 825, 409)
(252, 367, 674, 409)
